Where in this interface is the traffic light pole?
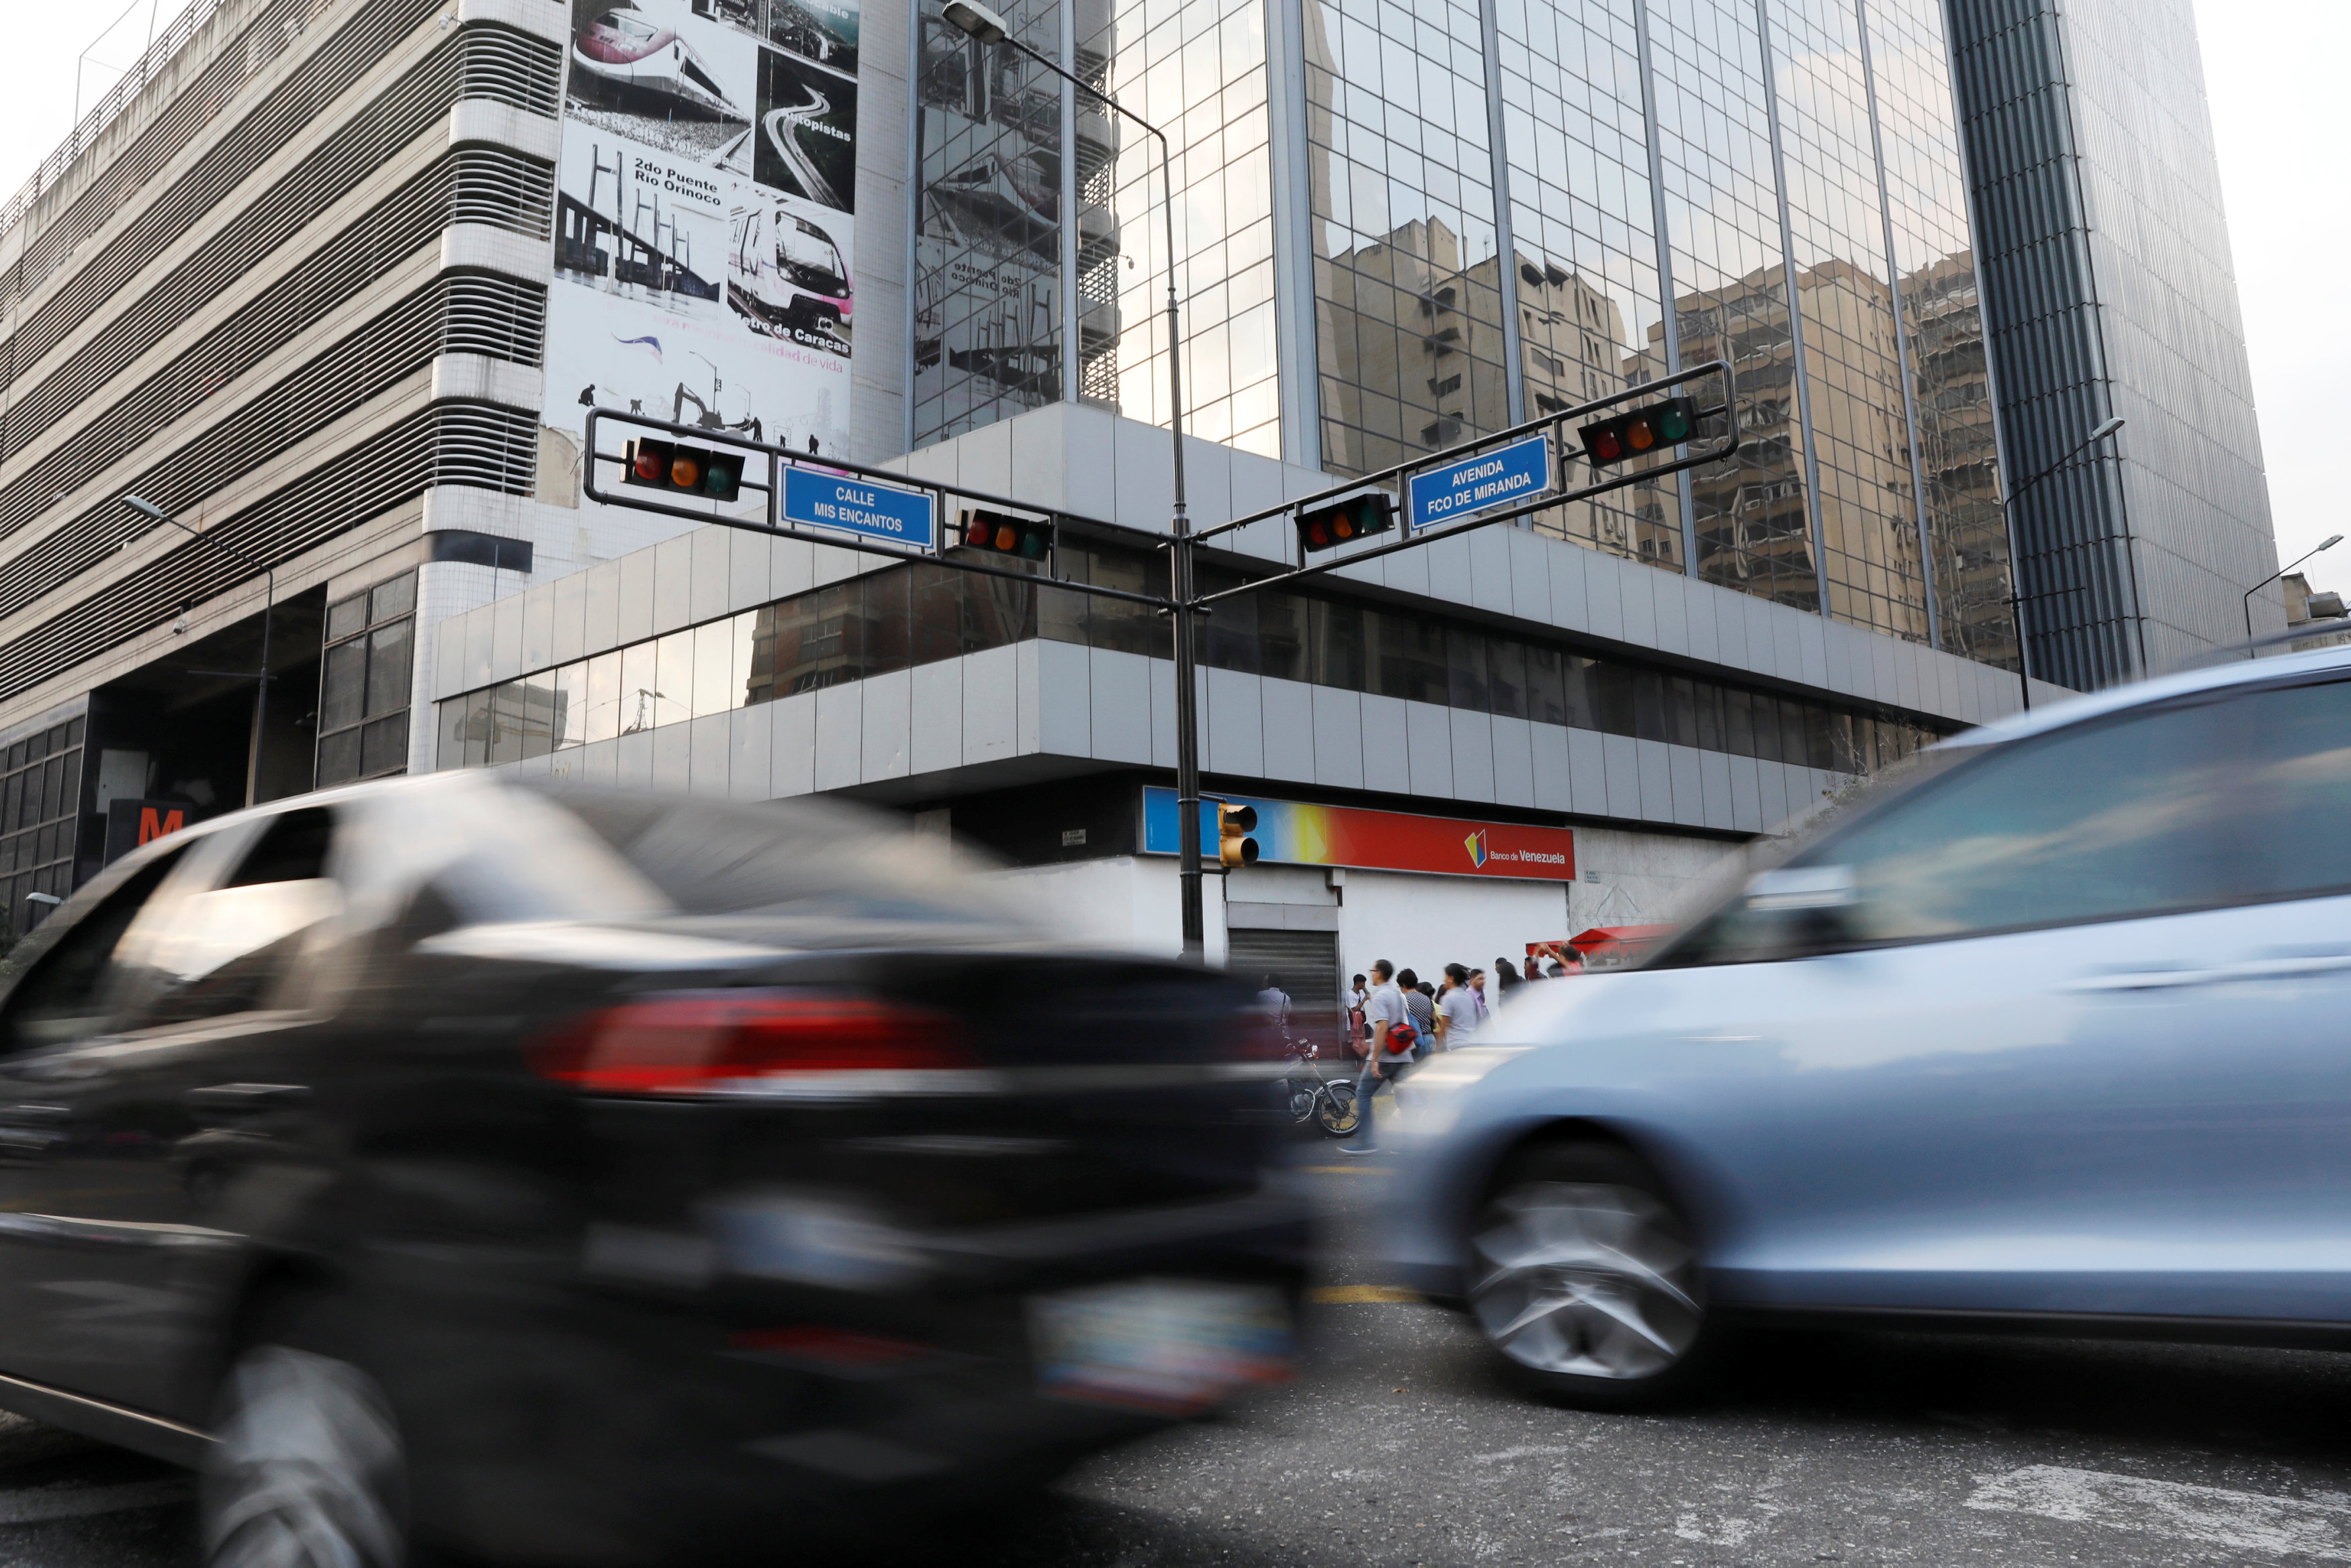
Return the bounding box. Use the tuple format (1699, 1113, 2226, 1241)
(584, 359, 1741, 971)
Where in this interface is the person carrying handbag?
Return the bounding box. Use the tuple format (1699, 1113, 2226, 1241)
(1340, 960, 1417, 1155)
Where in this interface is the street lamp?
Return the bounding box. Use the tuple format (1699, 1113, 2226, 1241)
(940, 0, 1211, 958)
(2243, 533, 2344, 657)
(122, 496, 275, 809)
(2000, 415, 2125, 710)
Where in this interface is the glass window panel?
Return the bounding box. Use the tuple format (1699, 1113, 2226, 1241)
(1487, 638, 1526, 719)
(488, 683, 525, 766)
(1447, 629, 1490, 712)
(654, 631, 693, 729)
(619, 642, 657, 735)
(693, 620, 736, 717)
(437, 700, 467, 773)
(518, 674, 557, 760)
(362, 714, 409, 778)
(746, 607, 780, 706)
(910, 565, 965, 666)
(1724, 687, 1756, 759)
(364, 620, 412, 721)
(1204, 579, 1260, 674)
(1630, 670, 1667, 743)
(370, 573, 416, 624)
(461, 690, 492, 768)
(729, 613, 756, 708)
(326, 594, 367, 643)
(864, 569, 913, 677)
(1257, 592, 1308, 683)
(320, 641, 365, 733)
(1524, 645, 1567, 727)
(1667, 677, 1699, 749)
(585, 652, 622, 745)
(1588, 661, 1635, 736)
(551, 664, 586, 750)
(1375, 612, 1447, 704)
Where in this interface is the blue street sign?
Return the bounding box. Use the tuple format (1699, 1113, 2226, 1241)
(1405, 432, 1552, 536)
(781, 467, 936, 551)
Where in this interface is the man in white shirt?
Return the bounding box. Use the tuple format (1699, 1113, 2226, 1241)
(1340, 960, 1415, 1154)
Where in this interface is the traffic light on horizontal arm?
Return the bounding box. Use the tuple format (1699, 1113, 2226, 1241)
(1217, 802, 1259, 869)
(957, 508, 1054, 559)
(1577, 396, 1697, 467)
(624, 439, 744, 501)
(1294, 490, 1394, 554)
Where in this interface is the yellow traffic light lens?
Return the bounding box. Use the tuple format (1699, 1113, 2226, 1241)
(672, 454, 702, 486)
(1626, 419, 1655, 451)
(1335, 518, 1354, 539)
(993, 524, 1017, 550)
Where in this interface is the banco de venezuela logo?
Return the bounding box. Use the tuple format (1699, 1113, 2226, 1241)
(1464, 828, 1489, 869)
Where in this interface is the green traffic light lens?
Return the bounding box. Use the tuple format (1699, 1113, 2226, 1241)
(1019, 530, 1046, 557)
(1656, 404, 1692, 442)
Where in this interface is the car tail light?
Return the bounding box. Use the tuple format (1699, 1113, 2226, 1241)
(528, 991, 973, 1095)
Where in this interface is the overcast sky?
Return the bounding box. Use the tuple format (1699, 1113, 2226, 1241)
(0, 0, 2337, 594)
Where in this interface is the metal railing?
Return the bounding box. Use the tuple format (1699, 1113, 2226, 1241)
(0, 0, 236, 241)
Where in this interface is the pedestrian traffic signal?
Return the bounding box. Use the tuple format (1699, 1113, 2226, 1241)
(1295, 491, 1394, 554)
(957, 508, 1053, 559)
(624, 438, 745, 502)
(1577, 397, 1697, 467)
(1217, 801, 1259, 869)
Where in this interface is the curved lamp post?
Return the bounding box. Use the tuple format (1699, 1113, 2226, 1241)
(2243, 533, 2344, 658)
(939, 0, 1209, 956)
(123, 496, 275, 809)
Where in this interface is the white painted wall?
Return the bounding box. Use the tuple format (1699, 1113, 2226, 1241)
(1564, 827, 1750, 933)
(1329, 870, 1571, 1002)
(982, 854, 1229, 966)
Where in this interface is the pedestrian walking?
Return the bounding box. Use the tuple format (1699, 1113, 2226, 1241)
(1399, 968, 1437, 1060)
(1255, 974, 1291, 1033)
(1468, 968, 1490, 1021)
(1340, 960, 1418, 1154)
(1438, 962, 1480, 1046)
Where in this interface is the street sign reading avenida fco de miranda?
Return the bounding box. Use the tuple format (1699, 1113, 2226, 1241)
(1405, 432, 1552, 537)
(782, 466, 937, 552)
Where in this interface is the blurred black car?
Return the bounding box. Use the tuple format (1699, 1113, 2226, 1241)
(0, 775, 1305, 1566)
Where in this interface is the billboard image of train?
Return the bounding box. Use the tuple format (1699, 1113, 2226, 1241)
(728, 202, 852, 353)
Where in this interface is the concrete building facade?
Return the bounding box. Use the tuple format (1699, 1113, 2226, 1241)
(0, 0, 2266, 1005)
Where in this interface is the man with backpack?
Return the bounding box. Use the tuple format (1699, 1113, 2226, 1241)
(1340, 960, 1417, 1156)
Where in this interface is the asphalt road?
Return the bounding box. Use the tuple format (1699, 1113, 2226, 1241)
(7, 1163, 2351, 1567)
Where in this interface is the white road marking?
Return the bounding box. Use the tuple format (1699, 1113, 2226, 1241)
(1967, 1465, 2351, 1559)
(0, 1478, 195, 1525)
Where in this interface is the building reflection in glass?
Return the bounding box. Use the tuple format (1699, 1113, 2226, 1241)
(914, 0, 1067, 445)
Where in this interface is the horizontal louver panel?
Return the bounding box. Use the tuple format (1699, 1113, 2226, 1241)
(0, 405, 537, 706)
(0, 23, 557, 429)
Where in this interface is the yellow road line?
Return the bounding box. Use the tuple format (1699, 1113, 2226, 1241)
(1309, 1284, 1422, 1304)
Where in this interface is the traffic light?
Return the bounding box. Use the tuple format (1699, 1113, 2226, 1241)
(1295, 490, 1394, 554)
(1217, 801, 1259, 869)
(1577, 396, 1697, 467)
(957, 508, 1053, 559)
(624, 438, 744, 501)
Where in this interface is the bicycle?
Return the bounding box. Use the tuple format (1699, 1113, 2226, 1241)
(1278, 1037, 1360, 1138)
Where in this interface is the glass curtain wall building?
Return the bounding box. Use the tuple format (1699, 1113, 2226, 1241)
(912, 0, 2018, 665)
(1949, 0, 2272, 687)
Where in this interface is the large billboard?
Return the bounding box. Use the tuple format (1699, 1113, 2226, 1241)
(547, 0, 861, 483)
(1141, 788, 1577, 882)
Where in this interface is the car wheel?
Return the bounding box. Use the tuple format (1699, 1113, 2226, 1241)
(204, 1324, 410, 1568)
(1468, 1142, 1710, 1408)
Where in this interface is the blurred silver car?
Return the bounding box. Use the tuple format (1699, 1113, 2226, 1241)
(1378, 642, 2351, 1408)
